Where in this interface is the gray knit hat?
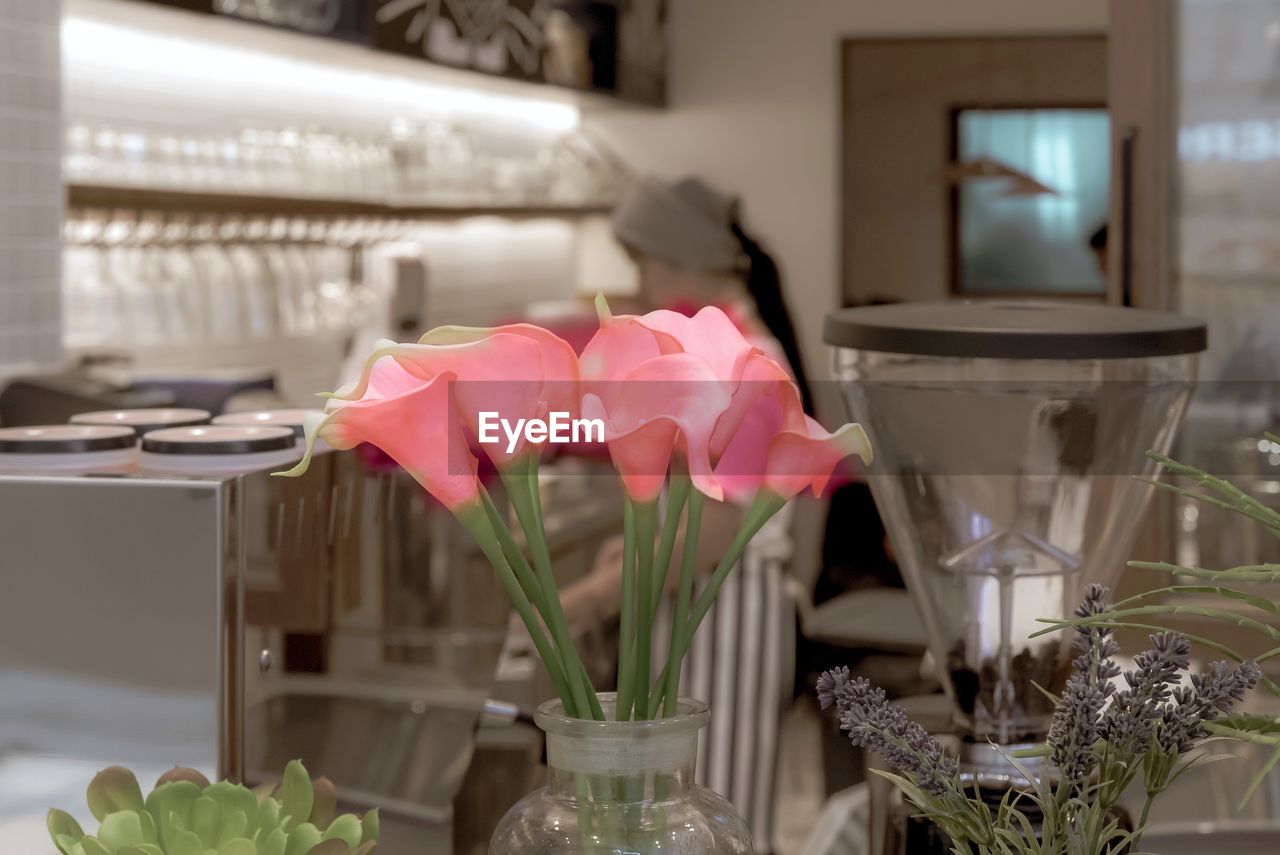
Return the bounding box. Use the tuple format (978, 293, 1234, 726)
(611, 175, 741, 272)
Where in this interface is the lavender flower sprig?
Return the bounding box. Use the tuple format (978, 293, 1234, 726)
(1047, 583, 1121, 781)
(1159, 659, 1262, 754)
(818, 666, 958, 796)
(1101, 630, 1191, 759)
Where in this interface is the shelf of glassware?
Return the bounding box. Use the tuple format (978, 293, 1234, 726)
(64, 183, 615, 219)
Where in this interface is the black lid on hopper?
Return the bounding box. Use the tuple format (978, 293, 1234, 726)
(823, 301, 1207, 360)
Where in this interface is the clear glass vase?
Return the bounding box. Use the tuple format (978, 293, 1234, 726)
(489, 694, 753, 854)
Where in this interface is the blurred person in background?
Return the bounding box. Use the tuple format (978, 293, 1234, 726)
(1089, 223, 1109, 276)
(559, 175, 814, 852)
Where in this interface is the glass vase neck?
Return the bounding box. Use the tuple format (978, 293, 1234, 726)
(537, 694, 708, 802)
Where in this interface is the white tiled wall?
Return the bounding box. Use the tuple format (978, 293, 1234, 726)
(0, 0, 62, 377)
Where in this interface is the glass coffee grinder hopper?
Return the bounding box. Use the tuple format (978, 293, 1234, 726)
(825, 301, 1206, 799)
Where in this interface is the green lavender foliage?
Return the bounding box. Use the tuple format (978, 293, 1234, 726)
(47, 761, 378, 855)
(1035, 434, 1280, 806)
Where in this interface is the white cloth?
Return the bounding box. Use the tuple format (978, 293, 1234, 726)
(651, 505, 795, 854)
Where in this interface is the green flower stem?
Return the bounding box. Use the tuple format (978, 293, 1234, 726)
(616, 500, 639, 720)
(1132, 795, 1155, 854)
(456, 503, 579, 717)
(520, 458, 606, 722)
(651, 471, 691, 615)
(479, 487, 550, 613)
(503, 457, 600, 721)
(684, 491, 786, 637)
(660, 489, 703, 717)
(632, 500, 659, 720)
(652, 490, 786, 711)
(481, 486, 606, 721)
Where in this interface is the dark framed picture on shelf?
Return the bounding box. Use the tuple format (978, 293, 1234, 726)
(130, 0, 666, 105)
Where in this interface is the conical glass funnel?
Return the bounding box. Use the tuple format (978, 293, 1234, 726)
(825, 301, 1205, 744)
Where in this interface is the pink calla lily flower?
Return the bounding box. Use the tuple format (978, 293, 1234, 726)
(582, 352, 732, 502)
(711, 351, 872, 502)
(761, 416, 872, 500)
(417, 323, 582, 419)
(330, 327, 578, 466)
(619, 305, 757, 383)
(581, 300, 751, 501)
(280, 358, 480, 511)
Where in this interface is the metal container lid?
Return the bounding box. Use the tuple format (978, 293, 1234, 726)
(71, 407, 210, 435)
(0, 425, 137, 454)
(142, 425, 296, 455)
(823, 300, 1207, 359)
(212, 409, 319, 439)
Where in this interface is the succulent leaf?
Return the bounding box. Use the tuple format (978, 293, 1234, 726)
(154, 768, 212, 790)
(279, 762, 314, 830)
(359, 810, 378, 846)
(216, 810, 249, 847)
(99, 811, 146, 850)
(48, 808, 85, 852)
(220, 838, 257, 855)
(165, 810, 188, 840)
(190, 795, 220, 848)
(48, 761, 377, 855)
(87, 767, 146, 822)
(147, 781, 202, 849)
(251, 782, 277, 805)
(258, 827, 288, 855)
(305, 841, 349, 855)
(206, 781, 258, 825)
(320, 815, 360, 849)
(167, 829, 204, 855)
(253, 796, 281, 838)
(138, 808, 160, 846)
(79, 836, 112, 855)
(282, 822, 321, 855)
(309, 778, 337, 830)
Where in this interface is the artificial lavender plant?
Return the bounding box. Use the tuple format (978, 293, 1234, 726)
(1037, 436, 1280, 805)
(819, 585, 1260, 855)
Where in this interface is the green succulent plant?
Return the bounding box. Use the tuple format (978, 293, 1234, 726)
(47, 760, 378, 855)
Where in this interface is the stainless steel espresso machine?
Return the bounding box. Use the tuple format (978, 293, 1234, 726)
(825, 301, 1207, 853)
(0, 436, 622, 853)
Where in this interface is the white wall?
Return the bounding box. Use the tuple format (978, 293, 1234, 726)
(0, 0, 61, 378)
(586, 0, 1108, 413)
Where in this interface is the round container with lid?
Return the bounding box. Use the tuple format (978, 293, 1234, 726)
(0, 425, 139, 473)
(139, 425, 300, 475)
(211, 409, 327, 451)
(71, 408, 211, 436)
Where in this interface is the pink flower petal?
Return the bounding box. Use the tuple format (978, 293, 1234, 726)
(582, 393, 678, 502)
(293, 359, 479, 511)
(583, 352, 732, 501)
(763, 419, 872, 500)
(420, 323, 581, 417)
(628, 306, 757, 383)
(332, 333, 564, 465)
